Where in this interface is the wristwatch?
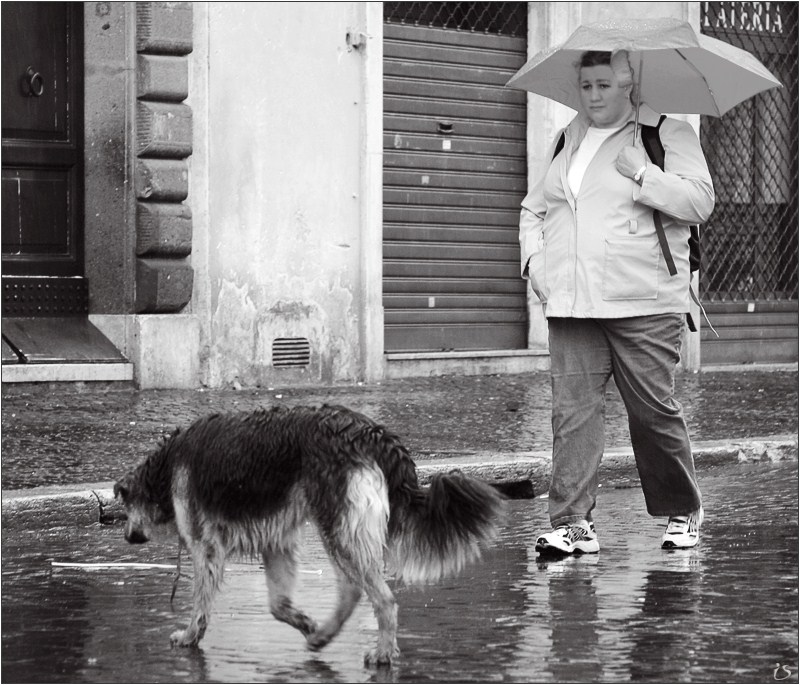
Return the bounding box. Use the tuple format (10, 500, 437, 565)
(633, 164, 647, 184)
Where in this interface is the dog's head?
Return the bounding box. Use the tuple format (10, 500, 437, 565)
(114, 469, 173, 545)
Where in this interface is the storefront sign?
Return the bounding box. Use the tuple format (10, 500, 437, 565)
(702, 1, 786, 34)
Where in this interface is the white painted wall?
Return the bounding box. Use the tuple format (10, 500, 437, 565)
(192, 2, 371, 387)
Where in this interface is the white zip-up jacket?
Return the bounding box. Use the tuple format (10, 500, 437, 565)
(519, 106, 715, 319)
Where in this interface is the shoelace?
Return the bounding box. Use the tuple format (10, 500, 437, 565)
(665, 515, 694, 534)
(558, 524, 592, 542)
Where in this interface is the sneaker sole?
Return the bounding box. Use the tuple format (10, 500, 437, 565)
(536, 545, 573, 557)
(535, 539, 572, 556)
(661, 538, 699, 549)
(535, 540, 600, 555)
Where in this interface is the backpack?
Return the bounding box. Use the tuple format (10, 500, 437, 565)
(639, 116, 702, 276)
(552, 115, 707, 332)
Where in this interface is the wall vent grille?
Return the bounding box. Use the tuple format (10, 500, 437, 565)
(272, 337, 311, 368)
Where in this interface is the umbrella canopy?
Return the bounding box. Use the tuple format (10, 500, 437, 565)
(506, 17, 782, 117)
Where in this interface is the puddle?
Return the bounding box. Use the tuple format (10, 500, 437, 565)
(2, 462, 797, 683)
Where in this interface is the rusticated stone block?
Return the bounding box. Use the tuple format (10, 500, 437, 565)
(137, 101, 192, 158)
(136, 159, 188, 201)
(137, 2, 193, 55)
(137, 54, 188, 102)
(137, 202, 192, 257)
(135, 258, 194, 313)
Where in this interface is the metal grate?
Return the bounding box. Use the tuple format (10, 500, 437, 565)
(700, 2, 799, 302)
(383, 2, 527, 37)
(271, 337, 311, 368)
(2, 277, 89, 316)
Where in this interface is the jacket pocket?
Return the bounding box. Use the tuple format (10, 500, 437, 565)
(527, 248, 548, 302)
(602, 238, 660, 301)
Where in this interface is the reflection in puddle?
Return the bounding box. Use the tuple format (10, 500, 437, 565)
(2, 463, 797, 683)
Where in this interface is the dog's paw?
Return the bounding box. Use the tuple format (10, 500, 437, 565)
(305, 629, 331, 652)
(170, 628, 199, 648)
(364, 645, 400, 668)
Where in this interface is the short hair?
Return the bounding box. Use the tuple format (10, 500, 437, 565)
(579, 51, 612, 69)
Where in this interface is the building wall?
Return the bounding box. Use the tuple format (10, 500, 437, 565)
(191, 2, 374, 388)
(85, 2, 201, 389)
(85, 1, 705, 389)
(188, 1, 702, 388)
(84, 1, 136, 315)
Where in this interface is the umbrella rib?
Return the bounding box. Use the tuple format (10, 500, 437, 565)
(674, 49, 721, 117)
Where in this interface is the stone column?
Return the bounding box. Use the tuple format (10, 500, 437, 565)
(134, 1, 194, 313)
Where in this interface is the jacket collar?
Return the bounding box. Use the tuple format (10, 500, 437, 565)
(568, 103, 663, 140)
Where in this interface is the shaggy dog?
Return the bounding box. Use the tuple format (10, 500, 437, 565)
(114, 404, 504, 666)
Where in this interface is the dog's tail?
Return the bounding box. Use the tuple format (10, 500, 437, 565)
(391, 469, 505, 584)
(372, 426, 505, 584)
(316, 406, 505, 584)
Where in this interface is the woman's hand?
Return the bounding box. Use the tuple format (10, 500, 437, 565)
(616, 145, 647, 181)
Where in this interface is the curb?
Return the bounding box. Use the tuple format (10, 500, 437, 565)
(1, 482, 120, 530)
(2, 436, 796, 530)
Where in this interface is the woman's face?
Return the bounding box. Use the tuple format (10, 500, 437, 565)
(579, 65, 632, 128)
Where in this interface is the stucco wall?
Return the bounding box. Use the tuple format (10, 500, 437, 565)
(194, 2, 369, 387)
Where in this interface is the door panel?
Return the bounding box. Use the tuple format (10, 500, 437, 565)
(1, 1, 83, 277)
(1, 4, 70, 139)
(2, 171, 70, 255)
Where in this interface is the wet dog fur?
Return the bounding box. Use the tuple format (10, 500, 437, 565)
(114, 404, 505, 666)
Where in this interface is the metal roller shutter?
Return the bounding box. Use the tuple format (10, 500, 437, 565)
(383, 9, 528, 354)
(700, 2, 799, 364)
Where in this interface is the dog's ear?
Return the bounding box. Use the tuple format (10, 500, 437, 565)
(114, 477, 130, 501)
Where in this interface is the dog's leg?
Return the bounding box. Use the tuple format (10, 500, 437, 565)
(306, 464, 398, 664)
(170, 539, 224, 648)
(263, 547, 317, 637)
(360, 565, 399, 668)
(306, 565, 362, 651)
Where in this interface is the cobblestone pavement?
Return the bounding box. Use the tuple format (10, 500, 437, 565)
(1, 368, 797, 490)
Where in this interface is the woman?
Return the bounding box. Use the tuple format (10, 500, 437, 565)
(519, 50, 715, 554)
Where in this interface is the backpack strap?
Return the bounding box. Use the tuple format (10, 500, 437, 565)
(640, 116, 678, 277)
(553, 131, 566, 160)
(640, 115, 667, 167)
(642, 117, 714, 335)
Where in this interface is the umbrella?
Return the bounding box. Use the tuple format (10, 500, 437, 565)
(505, 17, 782, 118)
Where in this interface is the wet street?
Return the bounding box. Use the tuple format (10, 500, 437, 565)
(2, 461, 797, 683)
(2, 370, 797, 490)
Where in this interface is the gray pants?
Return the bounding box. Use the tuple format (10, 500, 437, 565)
(547, 314, 702, 527)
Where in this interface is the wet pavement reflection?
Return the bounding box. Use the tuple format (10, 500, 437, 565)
(2, 461, 797, 683)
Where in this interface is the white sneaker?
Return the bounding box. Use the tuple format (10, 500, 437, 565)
(661, 507, 704, 549)
(535, 520, 599, 555)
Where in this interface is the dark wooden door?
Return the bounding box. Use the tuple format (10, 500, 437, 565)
(1, 2, 83, 278)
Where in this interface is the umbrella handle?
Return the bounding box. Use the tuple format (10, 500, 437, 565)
(633, 53, 643, 146)
(629, 53, 644, 234)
